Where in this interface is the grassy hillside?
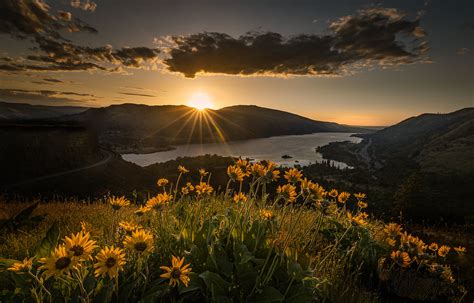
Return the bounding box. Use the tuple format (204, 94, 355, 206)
(316, 108, 474, 223)
(0, 163, 468, 302)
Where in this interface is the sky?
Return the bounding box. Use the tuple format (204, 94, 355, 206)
(0, 0, 473, 126)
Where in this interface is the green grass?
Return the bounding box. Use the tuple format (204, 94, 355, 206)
(0, 165, 467, 302)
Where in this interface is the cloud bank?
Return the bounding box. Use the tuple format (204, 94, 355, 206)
(0, 0, 159, 73)
(163, 8, 428, 78)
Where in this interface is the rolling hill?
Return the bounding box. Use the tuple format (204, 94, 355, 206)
(362, 107, 474, 174)
(59, 103, 368, 152)
(317, 107, 474, 223)
(0, 102, 88, 120)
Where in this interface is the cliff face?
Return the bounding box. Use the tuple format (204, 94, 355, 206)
(0, 123, 101, 184)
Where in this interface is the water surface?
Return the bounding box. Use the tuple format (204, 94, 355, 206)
(122, 132, 361, 168)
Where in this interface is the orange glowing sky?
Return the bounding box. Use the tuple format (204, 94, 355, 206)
(1, 0, 473, 126)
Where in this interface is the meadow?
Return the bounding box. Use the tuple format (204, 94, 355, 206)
(0, 160, 468, 302)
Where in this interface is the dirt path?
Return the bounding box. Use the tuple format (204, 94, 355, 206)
(5, 149, 114, 188)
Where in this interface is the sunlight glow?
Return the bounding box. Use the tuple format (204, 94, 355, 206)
(187, 92, 214, 110)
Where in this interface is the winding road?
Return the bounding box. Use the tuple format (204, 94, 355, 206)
(5, 149, 114, 188)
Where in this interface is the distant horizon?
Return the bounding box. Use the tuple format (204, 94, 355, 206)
(1, 0, 472, 127)
(2, 99, 471, 128)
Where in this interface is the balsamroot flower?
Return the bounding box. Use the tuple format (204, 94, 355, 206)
(300, 178, 324, 201)
(178, 165, 189, 174)
(337, 192, 350, 203)
(383, 223, 402, 238)
(347, 212, 368, 226)
(357, 201, 368, 209)
(236, 159, 250, 175)
(119, 221, 142, 233)
(146, 193, 172, 210)
(277, 184, 297, 203)
(428, 242, 438, 252)
(233, 192, 248, 204)
(123, 229, 154, 254)
(8, 257, 34, 273)
(328, 189, 338, 199)
(227, 165, 245, 182)
(454, 246, 466, 254)
(390, 250, 411, 268)
(284, 168, 302, 183)
(39, 245, 78, 279)
(135, 205, 150, 216)
(354, 192, 366, 201)
(64, 231, 97, 261)
(94, 246, 126, 279)
(198, 169, 209, 177)
(195, 182, 213, 196)
(181, 182, 194, 195)
(438, 245, 451, 257)
(259, 209, 274, 220)
(250, 163, 265, 178)
(109, 196, 131, 210)
(157, 178, 169, 187)
(160, 256, 192, 287)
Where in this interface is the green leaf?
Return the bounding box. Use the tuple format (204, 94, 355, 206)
(12, 202, 39, 222)
(198, 271, 230, 298)
(285, 281, 315, 303)
(250, 286, 284, 302)
(34, 222, 60, 257)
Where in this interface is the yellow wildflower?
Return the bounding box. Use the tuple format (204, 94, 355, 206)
(119, 221, 142, 233)
(39, 245, 78, 279)
(227, 165, 245, 182)
(250, 163, 265, 178)
(64, 231, 97, 261)
(428, 242, 438, 252)
(328, 189, 338, 199)
(157, 178, 169, 187)
(357, 201, 368, 209)
(384, 223, 402, 237)
(354, 192, 366, 201)
(233, 192, 248, 204)
(454, 246, 466, 254)
(390, 250, 411, 268)
(108, 196, 130, 210)
(178, 165, 189, 174)
(386, 238, 396, 246)
(135, 205, 150, 216)
(195, 182, 214, 196)
(284, 168, 302, 183)
(260, 209, 274, 220)
(94, 246, 126, 279)
(277, 184, 297, 203)
(438, 245, 451, 257)
(8, 257, 34, 273)
(347, 212, 367, 226)
(160, 256, 192, 287)
(181, 182, 194, 195)
(198, 169, 209, 177)
(236, 159, 250, 175)
(123, 229, 154, 254)
(337, 192, 350, 203)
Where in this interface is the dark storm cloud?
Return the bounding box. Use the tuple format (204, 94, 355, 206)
(0, 0, 159, 73)
(163, 7, 428, 78)
(0, 88, 98, 105)
(119, 92, 157, 98)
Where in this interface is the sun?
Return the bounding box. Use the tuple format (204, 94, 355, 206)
(187, 92, 213, 110)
